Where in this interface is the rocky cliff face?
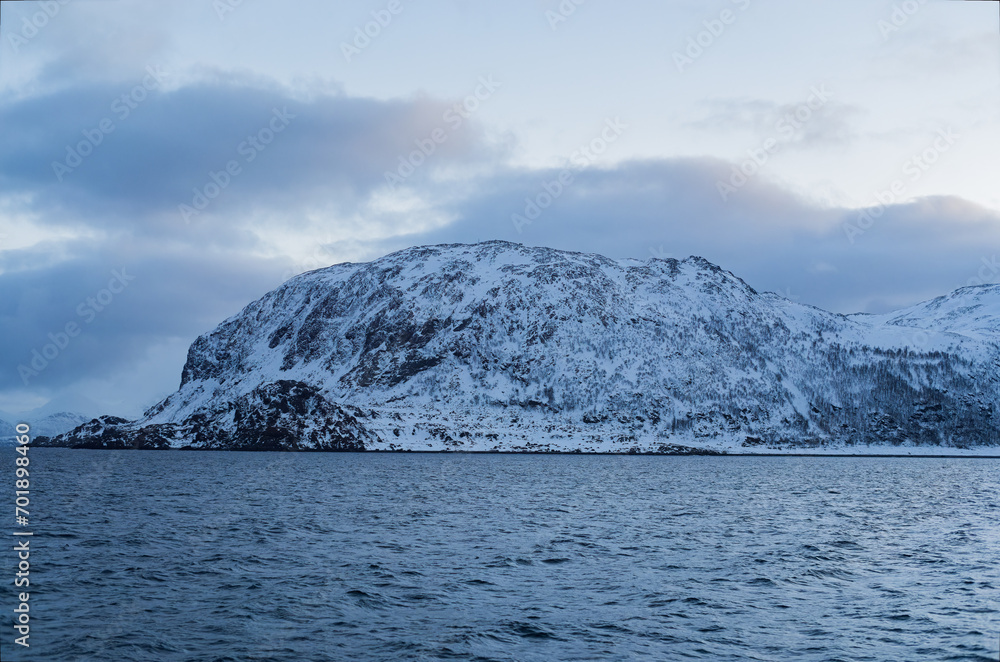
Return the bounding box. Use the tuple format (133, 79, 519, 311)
(40, 242, 1000, 453)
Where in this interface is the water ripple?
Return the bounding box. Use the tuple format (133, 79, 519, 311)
(1, 450, 998, 662)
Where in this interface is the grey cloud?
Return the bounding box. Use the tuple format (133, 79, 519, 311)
(0, 237, 292, 394)
(364, 158, 1000, 315)
(0, 75, 503, 232)
(4, 0, 175, 86)
(688, 95, 863, 147)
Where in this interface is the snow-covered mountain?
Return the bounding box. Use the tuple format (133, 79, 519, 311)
(0, 411, 90, 445)
(40, 242, 1000, 453)
(29, 412, 91, 439)
(854, 285, 1000, 342)
(0, 417, 15, 446)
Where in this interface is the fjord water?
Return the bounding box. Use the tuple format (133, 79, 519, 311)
(3, 450, 998, 661)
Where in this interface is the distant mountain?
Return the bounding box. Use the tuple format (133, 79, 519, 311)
(0, 417, 15, 445)
(855, 285, 1000, 342)
(40, 242, 1000, 453)
(31, 412, 91, 439)
(1, 411, 90, 445)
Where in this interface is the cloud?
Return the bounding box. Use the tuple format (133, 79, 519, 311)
(359, 158, 1000, 315)
(2, 0, 175, 83)
(0, 236, 291, 393)
(0, 73, 505, 236)
(687, 94, 863, 148)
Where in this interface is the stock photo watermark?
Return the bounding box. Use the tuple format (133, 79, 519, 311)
(51, 65, 169, 182)
(6, 0, 73, 53)
(716, 84, 834, 201)
(384, 75, 502, 189)
(280, 237, 339, 282)
(178, 106, 295, 222)
(843, 127, 958, 243)
(545, 0, 588, 31)
(673, 0, 752, 73)
(878, 0, 929, 40)
(17, 268, 135, 385)
(12, 423, 33, 649)
(511, 116, 628, 234)
(966, 256, 999, 288)
(214, 0, 249, 21)
(648, 245, 674, 260)
(341, 0, 406, 62)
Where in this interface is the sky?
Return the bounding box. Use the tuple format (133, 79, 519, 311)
(0, 0, 998, 418)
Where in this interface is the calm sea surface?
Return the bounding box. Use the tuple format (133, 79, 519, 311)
(1, 449, 998, 661)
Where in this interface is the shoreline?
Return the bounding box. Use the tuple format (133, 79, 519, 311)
(17, 446, 1000, 459)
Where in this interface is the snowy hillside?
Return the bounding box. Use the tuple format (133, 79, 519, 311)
(0, 417, 15, 446)
(41, 242, 1000, 453)
(854, 285, 1000, 342)
(1, 411, 89, 445)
